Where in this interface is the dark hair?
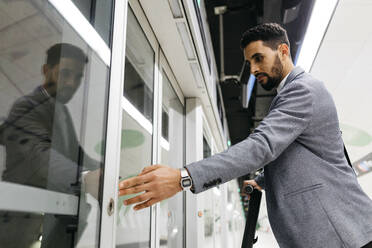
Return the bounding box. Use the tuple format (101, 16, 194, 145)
(240, 23, 290, 51)
(46, 43, 88, 67)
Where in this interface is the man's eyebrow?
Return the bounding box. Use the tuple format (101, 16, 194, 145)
(251, 53, 262, 60)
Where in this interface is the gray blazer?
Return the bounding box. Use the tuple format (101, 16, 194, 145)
(186, 67, 372, 248)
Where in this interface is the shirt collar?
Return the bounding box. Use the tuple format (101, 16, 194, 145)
(276, 71, 290, 93)
(40, 86, 51, 98)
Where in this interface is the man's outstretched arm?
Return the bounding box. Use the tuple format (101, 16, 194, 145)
(118, 164, 183, 211)
(119, 82, 313, 210)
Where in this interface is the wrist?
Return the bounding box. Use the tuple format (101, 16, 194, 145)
(176, 169, 183, 192)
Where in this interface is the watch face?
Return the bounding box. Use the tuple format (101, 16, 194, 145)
(181, 178, 192, 187)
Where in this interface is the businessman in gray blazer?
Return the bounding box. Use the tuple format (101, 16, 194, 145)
(119, 23, 372, 248)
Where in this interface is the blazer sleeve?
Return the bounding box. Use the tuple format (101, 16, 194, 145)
(186, 82, 314, 193)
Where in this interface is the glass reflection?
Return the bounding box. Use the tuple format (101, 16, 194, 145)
(123, 8, 154, 123)
(1, 44, 98, 193)
(159, 71, 184, 247)
(116, 111, 152, 248)
(0, 0, 112, 247)
(116, 6, 154, 248)
(203, 137, 211, 159)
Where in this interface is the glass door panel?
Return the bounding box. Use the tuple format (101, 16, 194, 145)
(0, 0, 113, 247)
(115, 6, 154, 248)
(159, 71, 185, 247)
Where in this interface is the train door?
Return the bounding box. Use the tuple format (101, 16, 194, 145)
(114, 1, 158, 247)
(115, 0, 187, 247)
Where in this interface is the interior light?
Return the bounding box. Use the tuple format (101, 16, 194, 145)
(190, 62, 204, 88)
(167, 0, 183, 18)
(240, 60, 255, 108)
(160, 136, 170, 151)
(176, 22, 196, 61)
(48, 0, 111, 66)
(295, 0, 338, 72)
(122, 98, 153, 135)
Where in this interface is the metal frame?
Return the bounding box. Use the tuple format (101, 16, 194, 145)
(0, 182, 78, 215)
(99, 0, 128, 247)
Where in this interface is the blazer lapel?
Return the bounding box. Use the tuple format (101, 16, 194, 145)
(268, 67, 305, 111)
(282, 66, 305, 89)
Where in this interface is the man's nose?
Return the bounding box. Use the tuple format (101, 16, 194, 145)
(250, 64, 259, 75)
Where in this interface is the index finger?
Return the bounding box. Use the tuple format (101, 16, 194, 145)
(119, 174, 151, 189)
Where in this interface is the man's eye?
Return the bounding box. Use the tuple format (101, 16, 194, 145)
(255, 56, 262, 62)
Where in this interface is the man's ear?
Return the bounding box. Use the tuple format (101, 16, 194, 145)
(42, 64, 50, 76)
(278, 44, 290, 58)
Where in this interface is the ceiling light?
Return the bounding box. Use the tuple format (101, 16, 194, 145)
(48, 0, 111, 66)
(167, 0, 183, 18)
(296, 0, 338, 72)
(122, 97, 153, 135)
(190, 62, 204, 88)
(176, 22, 196, 61)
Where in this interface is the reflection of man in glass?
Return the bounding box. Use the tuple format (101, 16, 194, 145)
(0, 43, 99, 247)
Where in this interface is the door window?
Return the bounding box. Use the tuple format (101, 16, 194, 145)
(0, 0, 114, 247)
(116, 6, 155, 248)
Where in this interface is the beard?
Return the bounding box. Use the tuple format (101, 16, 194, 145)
(258, 55, 284, 91)
(44, 80, 76, 104)
(55, 87, 76, 104)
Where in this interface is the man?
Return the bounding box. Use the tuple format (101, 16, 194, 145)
(119, 23, 372, 248)
(0, 43, 99, 247)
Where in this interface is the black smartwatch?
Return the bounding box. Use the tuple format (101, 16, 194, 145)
(180, 168, 193, 191)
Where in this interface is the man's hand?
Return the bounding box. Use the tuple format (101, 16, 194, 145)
(242, 179, 263, 200)
(118, 164, 182, 211)
(243, 179, 263, 192)
(243, 179, 263, 191)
